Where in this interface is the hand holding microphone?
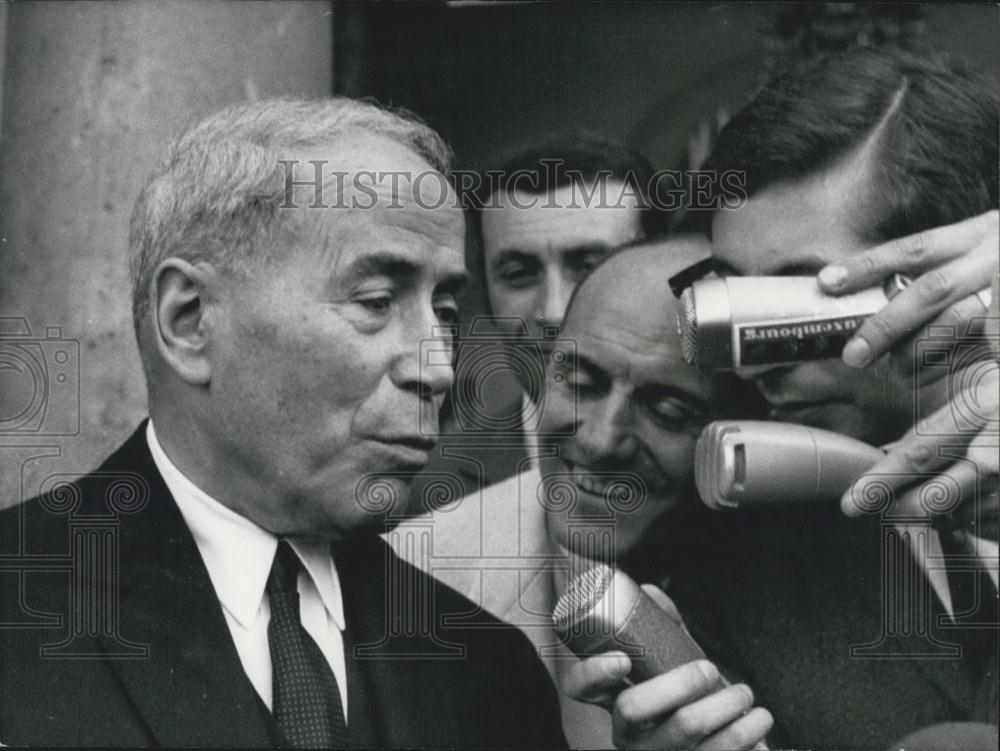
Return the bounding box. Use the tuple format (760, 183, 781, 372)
(554, 565, 773, 750)
(694, 420, 885, 510)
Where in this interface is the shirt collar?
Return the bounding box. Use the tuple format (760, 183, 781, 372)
(146, 421, 344, 632)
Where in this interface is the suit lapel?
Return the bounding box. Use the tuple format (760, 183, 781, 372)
(95, 425, 272, 747)
(849, 518, 977, 715)
(336, 537, 432, 749)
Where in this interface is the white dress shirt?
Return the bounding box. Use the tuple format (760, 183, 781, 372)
(146, 422, 348, 718)
(900, 521, 998, 618)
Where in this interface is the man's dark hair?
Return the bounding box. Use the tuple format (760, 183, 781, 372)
(481, 134, 671, 238)
(701, 46, 998, 243)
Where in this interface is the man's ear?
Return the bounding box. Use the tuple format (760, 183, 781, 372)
(151, 258, 219, 385)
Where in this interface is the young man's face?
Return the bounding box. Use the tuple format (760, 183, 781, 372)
(711, 162, 918, 446)
(481, 180, 643, 353)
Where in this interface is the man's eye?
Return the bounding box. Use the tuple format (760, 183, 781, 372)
(559, 366, 601, 396)
(434, 302, 460, 325)
(498, 264, 539, 288)
(647, 396, 703, 427)
(568, 253, 608, 279)
(357, 294, 393, 313)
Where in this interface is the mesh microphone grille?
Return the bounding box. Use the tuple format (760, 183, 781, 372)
(679, 287, 698, 366)
(552, 564, 614, 631)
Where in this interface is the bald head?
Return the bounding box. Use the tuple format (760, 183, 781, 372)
(564, 235, 710, 347)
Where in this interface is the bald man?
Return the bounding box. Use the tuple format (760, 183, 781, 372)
(390, 239, 773, 750)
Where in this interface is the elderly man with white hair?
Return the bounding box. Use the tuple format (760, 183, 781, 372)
(0, 97, 567, 749)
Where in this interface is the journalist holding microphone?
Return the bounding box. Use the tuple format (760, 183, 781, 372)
(664, 45, 998, 748)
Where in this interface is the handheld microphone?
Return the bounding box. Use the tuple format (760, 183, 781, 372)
(552, 565, 719, 684)
(677, 276, 905, 373)
(694, 420, 885, 510)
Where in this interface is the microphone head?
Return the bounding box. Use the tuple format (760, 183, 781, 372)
(552, 564, 642, 639)
(553, 564, 712, 682)
(552, 565, 614, 633)
(676, 278, 733, 371)
(694, 421, 744, 510)
(678, 286, 699, 367)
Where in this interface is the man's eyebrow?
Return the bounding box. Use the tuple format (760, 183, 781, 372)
(340, 252, 468, 292)
(772, 261, 825, 276)
(561, 244, 614, 264)
(712, 257, 826, 277)
(342, 252, 421, 283)
(640, 382, 709, 412)
(438, 270, 468, 295)
(490, 249, 540, 269)
(572, 352, 611, 386)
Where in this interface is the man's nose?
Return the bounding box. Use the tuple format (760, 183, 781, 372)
(574, 391, 635, 462)
(392, 315, 455, 399)
(536, 271, 572, 330)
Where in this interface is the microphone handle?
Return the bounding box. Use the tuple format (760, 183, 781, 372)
(562, 584, 719, 685)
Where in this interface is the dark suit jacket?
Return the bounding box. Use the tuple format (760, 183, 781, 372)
(665, 505, 999, 750)
(0, 423, 567, 748)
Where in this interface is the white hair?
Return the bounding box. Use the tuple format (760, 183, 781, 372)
(128, 96, 452, 361)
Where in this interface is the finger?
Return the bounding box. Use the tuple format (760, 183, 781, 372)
(696, 707, 775, 751)
(894, 293, 996, 385)
(968, 429, 1000, 476)
(842, 245, 996, 368)
(818, 210, 998, 293)
(562, 651, 631, 706)
(641, 583, 683, 623)
(889, 458, 976, 520)
(984, 268, 1000, 352)
(841, 431, 955, 518)
(633, 683, 754, 750)
(611, 660, 720, 747)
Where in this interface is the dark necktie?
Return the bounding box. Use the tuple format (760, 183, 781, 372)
(267, 540, 348, 749)
(938, 525, 999, 673)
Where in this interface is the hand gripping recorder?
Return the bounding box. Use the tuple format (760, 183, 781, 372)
(677, 276, 906, 374)
(694, 420, 885, 510)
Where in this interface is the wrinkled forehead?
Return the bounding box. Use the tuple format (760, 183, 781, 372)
(564, 265, 686, 364)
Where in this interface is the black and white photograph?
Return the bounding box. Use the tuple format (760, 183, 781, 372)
(0, 2, 997, 749)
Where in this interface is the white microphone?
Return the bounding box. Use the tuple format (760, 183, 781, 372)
(695, 420, 884, 510)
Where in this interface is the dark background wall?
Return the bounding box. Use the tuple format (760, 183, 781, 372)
(333, 2, 998, 313)
(0, 2, 996, 508)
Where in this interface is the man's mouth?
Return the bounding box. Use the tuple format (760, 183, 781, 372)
(370, 436, 437, 468)
(567, 463, 613, 496)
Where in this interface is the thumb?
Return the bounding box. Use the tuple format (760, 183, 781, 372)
(640, 583, 683, 624)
